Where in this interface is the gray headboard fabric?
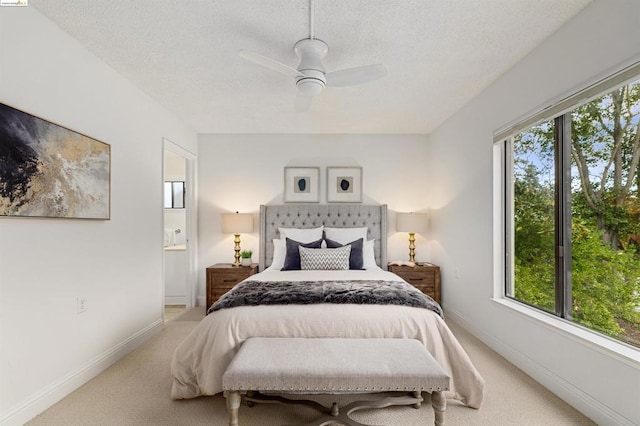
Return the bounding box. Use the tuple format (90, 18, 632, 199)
(259, 204, 388, 272)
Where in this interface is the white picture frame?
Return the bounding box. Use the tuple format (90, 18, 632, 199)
(327, 166, 362, 203)
(284, 167, 320, 203)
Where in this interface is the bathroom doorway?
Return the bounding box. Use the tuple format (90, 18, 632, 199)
(163, 139, 197, 313)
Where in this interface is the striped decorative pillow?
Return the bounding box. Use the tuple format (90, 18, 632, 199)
(299, 246, 351, 270)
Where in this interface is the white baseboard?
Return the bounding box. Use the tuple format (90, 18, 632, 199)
(197, 295, 206, 307)
(165, 296, 187, 305)
(0, 319, 164, 426)
(446, 308, 635, 426)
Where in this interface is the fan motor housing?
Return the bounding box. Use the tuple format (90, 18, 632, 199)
(296, 70, 325, 96)
(295, 38, 328, 96)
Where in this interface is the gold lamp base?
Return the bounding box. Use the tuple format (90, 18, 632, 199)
(408, 232, 416, 262)
(232, 233, 241, 266)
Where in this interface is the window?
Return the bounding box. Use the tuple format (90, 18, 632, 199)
(164, 181, 185, 209)
(502, 69, 640, 349)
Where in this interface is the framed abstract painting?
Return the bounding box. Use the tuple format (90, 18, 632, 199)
(0, 103, 111, 219)
(284, 167, 319, 203)
(327, 166, 362, 203)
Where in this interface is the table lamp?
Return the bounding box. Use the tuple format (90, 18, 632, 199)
(396, 212, 428, 262)
(222, 212, 254, 266)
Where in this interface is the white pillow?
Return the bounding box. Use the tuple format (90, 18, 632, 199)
(268, 239, 286, 270)
(299, 246, 351, 270)
(323, 227, 368, 244)
(362, 239, 377, 269)
(278, 226, 324, 243)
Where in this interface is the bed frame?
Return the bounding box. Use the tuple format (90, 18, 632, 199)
(259, 204, 388, 272)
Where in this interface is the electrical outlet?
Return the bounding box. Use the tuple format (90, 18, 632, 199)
(77, 297, 87, 314)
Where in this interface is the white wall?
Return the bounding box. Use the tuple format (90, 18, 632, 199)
(427, 1, 640, 425)
(197, 134, 430, 305)
(0, 7, 197, 425)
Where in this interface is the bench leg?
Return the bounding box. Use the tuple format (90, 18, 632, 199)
(225, 390, 241, 426)
(431, 391, 446, 426)
(412, 390, 422, 409)
(246, 390, 255, 407)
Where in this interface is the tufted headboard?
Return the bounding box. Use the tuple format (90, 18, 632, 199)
(259, 204, 387, 271)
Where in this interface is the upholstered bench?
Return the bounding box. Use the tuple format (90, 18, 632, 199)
(222, 337, 450, 426)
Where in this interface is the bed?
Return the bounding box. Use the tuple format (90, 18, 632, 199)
(170, 204, 484, 409)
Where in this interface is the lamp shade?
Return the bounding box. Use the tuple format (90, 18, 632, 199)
(396, 212, 428, 233)
(222, 212, 253, 234)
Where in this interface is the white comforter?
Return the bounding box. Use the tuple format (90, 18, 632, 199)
(170, 268, 485, 408)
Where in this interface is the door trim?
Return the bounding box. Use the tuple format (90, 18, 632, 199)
(163, 138, 197, 309)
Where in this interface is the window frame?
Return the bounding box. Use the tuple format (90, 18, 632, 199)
(496, 60, 640, 355)
(504, 115, 575, 319)
(164, 181, 185, 209)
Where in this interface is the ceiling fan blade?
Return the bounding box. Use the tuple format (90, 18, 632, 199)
(294, 94, 313, 112)
(239, 50, 304, 78)
(325, 64, 387, 87)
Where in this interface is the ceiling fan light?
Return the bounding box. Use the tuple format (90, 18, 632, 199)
(297, 79, 324, 96)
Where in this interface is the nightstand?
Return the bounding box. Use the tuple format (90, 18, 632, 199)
(388, 263, 441, 305)
(206, 263, 258, 310)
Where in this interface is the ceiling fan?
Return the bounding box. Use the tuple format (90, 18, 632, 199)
(239, 0, 387, 110)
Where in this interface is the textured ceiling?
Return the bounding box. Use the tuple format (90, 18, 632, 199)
(31, 0, 591, 134)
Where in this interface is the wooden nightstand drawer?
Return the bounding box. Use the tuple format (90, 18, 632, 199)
(209, 287, 234, 303)
(401, 272, 435, 285)
(210, 273, 247, 287)
(206, 263, 258, 310)
(411, 282, 436, 293)
(388, 264, 441, 305)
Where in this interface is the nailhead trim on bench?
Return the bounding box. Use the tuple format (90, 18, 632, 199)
(232, 385, 445, 392)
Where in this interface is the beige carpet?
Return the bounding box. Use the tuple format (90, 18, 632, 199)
(27, 307, 594, 425)
(163, 305, 187, 322)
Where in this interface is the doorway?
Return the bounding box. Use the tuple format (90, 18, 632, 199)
(163, 138, 197, 313)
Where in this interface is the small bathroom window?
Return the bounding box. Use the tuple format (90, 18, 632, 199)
(164, 181, 185, 209)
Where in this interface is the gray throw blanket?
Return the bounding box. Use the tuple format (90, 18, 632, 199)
(208, 279, 443, 318)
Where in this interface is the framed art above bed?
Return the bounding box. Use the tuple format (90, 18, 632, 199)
(283, 167, 320, 203)
(327, 166, 362, 203)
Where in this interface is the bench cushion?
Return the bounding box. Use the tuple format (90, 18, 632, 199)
(222, 337, 450, 394)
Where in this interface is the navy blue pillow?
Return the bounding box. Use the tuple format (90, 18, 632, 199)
(282, 237, 323, 270)
(325, 238, 364, 270)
